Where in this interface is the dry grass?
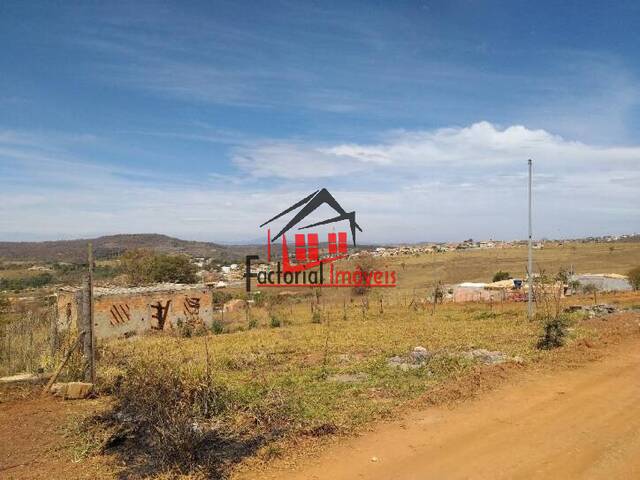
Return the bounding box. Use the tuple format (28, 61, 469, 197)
(371, 241, 640, 295)
(0, 297, 84, 378)
(96, 287, 640, 478)
(85, 241, 640, 477)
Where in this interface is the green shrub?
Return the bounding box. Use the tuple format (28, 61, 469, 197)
(269, 315, 281, 328)
(0, 273, 53, 291)
(247, 316, 258, 329)
(492, 270, 511, 282)
(311, 310, 322, 324)
(120, 249, 197, 285)
(211, 319, 225, 335)
(251, 291, 265, 307)
(212, 290, 233, 306)
(536, 316, 569, 350)
(175, 319, 192, 337)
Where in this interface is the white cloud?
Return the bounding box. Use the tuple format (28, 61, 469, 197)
(233, 121, 640, 179)
(1, 122, 638, 242)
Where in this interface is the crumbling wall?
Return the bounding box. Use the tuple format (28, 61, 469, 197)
(453, 286, 504, 303)
(56, 286, 214, 339)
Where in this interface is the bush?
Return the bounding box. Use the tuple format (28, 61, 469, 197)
(492, 270, 511, 282)
(212, 290, 233, 307)
(536, 316, 569, 350)
(106, 355, 229, 474)
(176, 319, 192, 337)
(120, 249, 197, 285)
(0, 273, 53, 291)
(311, 310, 322, 324)
(251, 291, 265, 307)
(351, 254, 380, 296)
(98, 347, 298, 477)
(211, 319, 225, 335)
(269, 315, 281, 328)
(628, 266, 640, 291)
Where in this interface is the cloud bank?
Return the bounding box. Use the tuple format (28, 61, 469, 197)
(1, 122, 638, 242)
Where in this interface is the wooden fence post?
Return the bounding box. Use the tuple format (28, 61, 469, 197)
(81, 276, 94, 383)
(88, 243, 96, 383)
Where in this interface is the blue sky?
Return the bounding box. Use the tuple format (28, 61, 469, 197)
(1, 1, 639, 243)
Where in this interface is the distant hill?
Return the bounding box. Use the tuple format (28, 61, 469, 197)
(0, 234, 264, 263)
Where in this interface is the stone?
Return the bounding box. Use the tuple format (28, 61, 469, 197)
(63, 382, 93, 400)
(336, 354, 351, 363)
(563, 304, 618, 316)
(409, 346, 432, 363)
(464, 349, 507, 365)
(327, 373, 370, 383)
(388, 346, 433, 370)
(387, 356, 404, 367)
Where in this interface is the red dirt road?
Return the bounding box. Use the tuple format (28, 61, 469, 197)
(266, 337, 640, 480)
(0, 395, 113, 480)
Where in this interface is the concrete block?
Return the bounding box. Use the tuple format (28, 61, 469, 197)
(63, 382, 93, 400)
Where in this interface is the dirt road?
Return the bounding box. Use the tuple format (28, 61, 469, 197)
(0, 395, 113, 480)
(270, 337, 640, 480)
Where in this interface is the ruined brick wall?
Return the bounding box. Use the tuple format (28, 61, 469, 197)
(56, 286, 214, 340)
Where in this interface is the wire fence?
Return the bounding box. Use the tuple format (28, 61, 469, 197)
(0, 306, 80, 378)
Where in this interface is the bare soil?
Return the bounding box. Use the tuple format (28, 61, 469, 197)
(0, 394, 115, 479)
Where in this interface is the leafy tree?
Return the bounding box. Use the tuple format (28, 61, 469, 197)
(120, 249, 197, 285)
(0, 273, 53, 291)
(148, 254, 198, 284)
(492, 270, 511, 282)
(568, 279, 581, 293)
(351, 254, 380, 295)
(628, 266, 640, 291)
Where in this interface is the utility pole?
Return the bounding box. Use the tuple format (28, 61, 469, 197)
(527, 159, 533, 320)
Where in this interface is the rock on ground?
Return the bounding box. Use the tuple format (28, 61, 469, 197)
(388, 346, 433, 370)
(463, 349, 508, 365)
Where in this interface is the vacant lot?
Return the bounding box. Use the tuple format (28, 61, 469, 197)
(1, 242, 639, 479)
(94, 290, 639, 477)
(374, 241, 640, 294)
